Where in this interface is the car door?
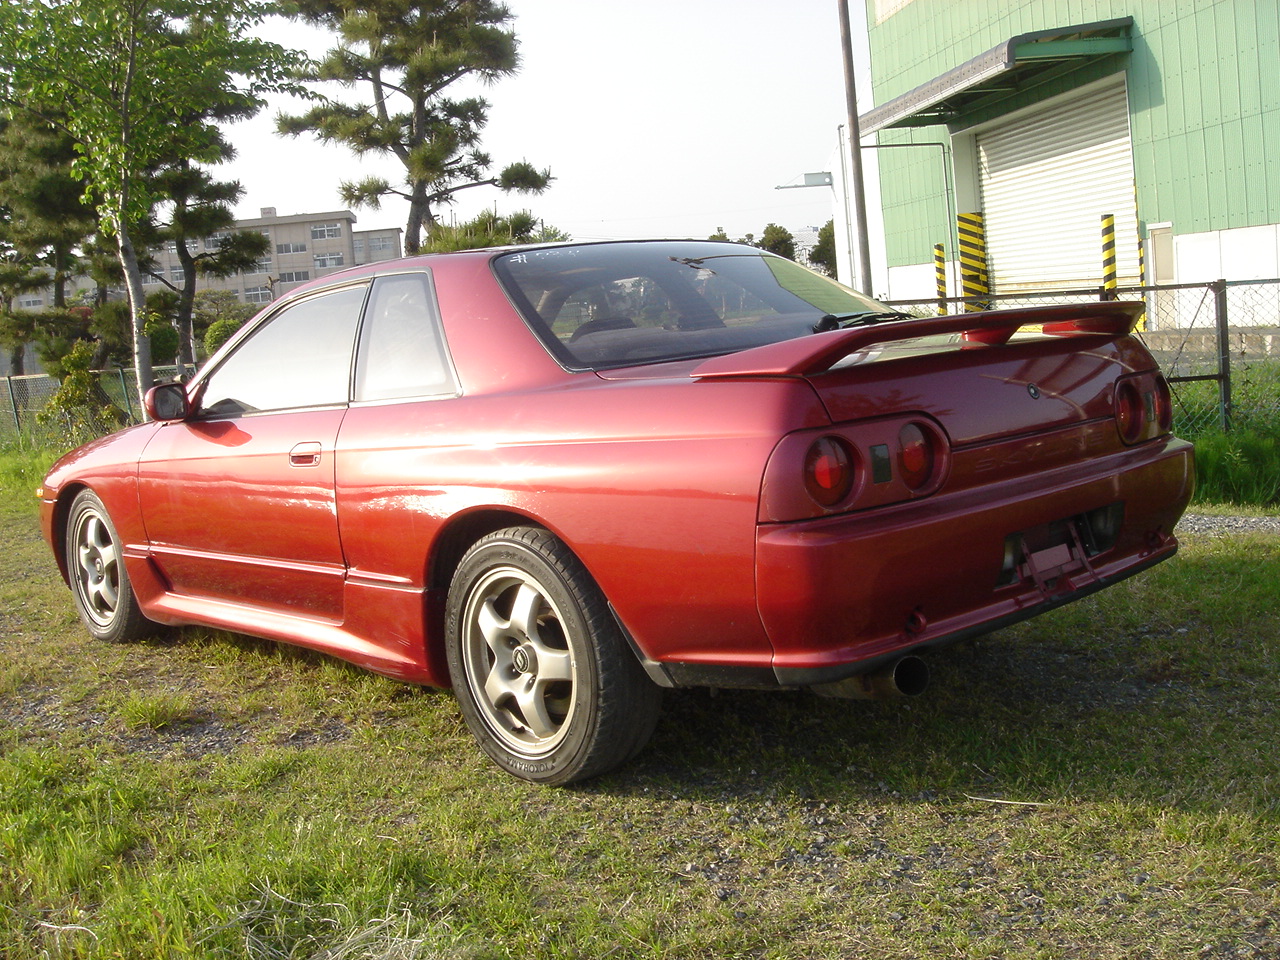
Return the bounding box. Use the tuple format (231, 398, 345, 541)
(138, 282, 369, 621)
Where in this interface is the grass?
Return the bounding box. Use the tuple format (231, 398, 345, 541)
(2, 448, 1279, 958)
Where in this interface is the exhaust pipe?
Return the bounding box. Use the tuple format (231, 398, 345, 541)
(811, 655, 930, 700)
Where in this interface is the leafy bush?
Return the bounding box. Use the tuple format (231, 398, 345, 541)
(36, 340, 128, 444)
(203, 316, 245, 355)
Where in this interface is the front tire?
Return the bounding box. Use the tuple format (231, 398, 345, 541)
(65, 490, 153, 643)
(445, 526, 661, 785)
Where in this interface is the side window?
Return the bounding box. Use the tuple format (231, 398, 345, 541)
(197, 284, 367, 417)
(353, 272, 456, 402)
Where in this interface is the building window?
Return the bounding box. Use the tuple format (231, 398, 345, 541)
(16, 295, 43, 309)
(311, 222, 342, 240)
(244, 287, 272, 304)
(170, 265, 186, 282)
(353, 238, 365, 257)
(278, 270, 310, 283)
(276, 241, 307, 254)
(205, 232, 230, 250)
(368, 236, 396, 253)
(314, 253, 344, 269)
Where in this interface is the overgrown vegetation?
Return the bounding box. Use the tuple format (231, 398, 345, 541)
(1, 451, 1277, 958)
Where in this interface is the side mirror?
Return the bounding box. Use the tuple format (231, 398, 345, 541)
(144, 382, 190, 422)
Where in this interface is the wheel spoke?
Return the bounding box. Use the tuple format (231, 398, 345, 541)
(515, 681, 558, 738)
(507, 582, 544, 641)
(531, 646, 573, 683)
(476, 597, 512, 653)
(483, 658, 519, 710)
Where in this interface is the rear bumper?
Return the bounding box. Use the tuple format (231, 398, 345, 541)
(755, 436, 1194, 686)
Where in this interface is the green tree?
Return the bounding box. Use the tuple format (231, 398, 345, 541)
(0, 110, 97, 309)
(193, 289, 256, 359)
(809, 219, 837, 278)
(139, 156, 270, 366)
(422, 209, 556, 251)
(0, 0, 304, 404)
(279, 0, 552, 254)
(758, 223, 796, 260)
(0, 217, 48, 375)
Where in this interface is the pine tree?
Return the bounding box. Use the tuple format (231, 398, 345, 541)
(279, 0, 552, 253)
(0, 111, 96, 310)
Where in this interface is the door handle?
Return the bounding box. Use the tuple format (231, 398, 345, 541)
(289, 441, 322, 467)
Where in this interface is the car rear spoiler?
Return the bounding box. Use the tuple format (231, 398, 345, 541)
(691, 301, 1145, 380)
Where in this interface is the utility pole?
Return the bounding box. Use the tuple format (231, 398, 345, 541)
(838, 0, 874, 293)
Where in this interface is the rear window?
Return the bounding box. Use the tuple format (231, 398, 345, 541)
(493, 241, 889, 370)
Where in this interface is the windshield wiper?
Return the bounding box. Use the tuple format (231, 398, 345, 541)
(812, 310, 912, 333)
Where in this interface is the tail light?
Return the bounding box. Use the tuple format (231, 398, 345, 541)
(1114, 372, 1174, 445)
(897, 423, 936, 491)
(804, 436, 857, 507)
(1115, 378, 1144, 444)
(761, 415, 950, 522)
(1153, 374, 1173, 433)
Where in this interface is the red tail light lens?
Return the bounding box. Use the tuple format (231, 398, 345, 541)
(804, 436, 855, 507)
(1154, 374, 1173, 434)
(897, 423, 935, 490)
(1115, 379, 1144, 444)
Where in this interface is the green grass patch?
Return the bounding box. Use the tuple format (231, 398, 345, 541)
(1187, 427, 1280, 507)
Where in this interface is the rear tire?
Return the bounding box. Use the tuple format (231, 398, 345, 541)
(65, 490, 153, 643)
(445, 526, 661, 785)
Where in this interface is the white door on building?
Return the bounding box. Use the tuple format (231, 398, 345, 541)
(978, 78, 1140, 294)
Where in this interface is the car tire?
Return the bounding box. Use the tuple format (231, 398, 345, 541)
(65, 490, 153, 643)
(445, 526, 662, 785)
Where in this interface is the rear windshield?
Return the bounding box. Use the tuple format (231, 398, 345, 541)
(493, 241, 890, 370)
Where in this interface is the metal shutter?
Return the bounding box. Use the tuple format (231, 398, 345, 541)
(978, 79, 1138, 293)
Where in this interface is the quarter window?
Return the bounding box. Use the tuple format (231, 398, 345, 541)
(196, 284, 367, 416)
(354, 273, 455, 401)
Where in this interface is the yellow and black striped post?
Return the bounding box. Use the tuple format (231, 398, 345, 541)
(1101, 213, 1117, 300)
(958, 213, 989, 312)
(934, 243, 946, 316)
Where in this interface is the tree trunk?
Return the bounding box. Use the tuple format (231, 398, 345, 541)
(405, 180, 430, 254)
(116, 223, 154, 415)
(176, 239, 198, 369)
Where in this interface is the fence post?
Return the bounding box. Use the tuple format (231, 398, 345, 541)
(117, 369, 136, 421)
(1213, 278, 1232, 432)
(958, 213, 988, 312)
(4, 376, 18, 434)
(1100, 213, 1117, 300)
(934, 243, 947, 316)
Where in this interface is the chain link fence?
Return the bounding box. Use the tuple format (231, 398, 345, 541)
(1, 366, 190, 448)
(887, 279, 1280, 438)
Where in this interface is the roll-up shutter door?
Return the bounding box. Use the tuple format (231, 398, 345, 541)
(978, 79, 1138, 293)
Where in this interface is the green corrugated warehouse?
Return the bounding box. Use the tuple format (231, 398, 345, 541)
(840, 0, 1279, 302)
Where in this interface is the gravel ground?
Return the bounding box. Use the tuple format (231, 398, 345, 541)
(1177, 513, 1280, 535)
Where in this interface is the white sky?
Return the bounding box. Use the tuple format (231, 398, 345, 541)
(221, 1, 870, 244)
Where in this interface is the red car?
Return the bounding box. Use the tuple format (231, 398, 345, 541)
(40, 240, 1194, 784)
